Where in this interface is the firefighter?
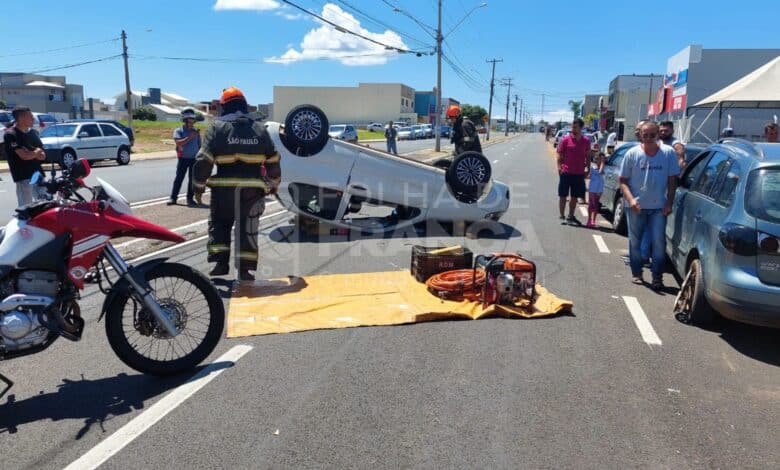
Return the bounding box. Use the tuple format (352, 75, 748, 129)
(192, 87, 281, 281)
(446, 104, 482, 156)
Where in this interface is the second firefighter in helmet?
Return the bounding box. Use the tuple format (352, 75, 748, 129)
(192, 87, 281, 281)
(446, 104, 482, 156)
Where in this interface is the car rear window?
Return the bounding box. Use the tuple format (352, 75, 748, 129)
(746, 168, 780, 223)
(38, 114, 57, 123)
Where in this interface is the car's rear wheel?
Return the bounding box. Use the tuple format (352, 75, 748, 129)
(283, 104, 329, 156)
(446, 151, 491, 201)
(116, 146, 131, 165)
(612, 196, 627, 235)
(673, 258, 715, 326)
(60, 149, 77, 169)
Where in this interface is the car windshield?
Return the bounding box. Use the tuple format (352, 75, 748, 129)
(399, 127, 412, 132)
(746, 168, 780, 224)
(329, 125, 345, 132)
(40, 124, 77, 137)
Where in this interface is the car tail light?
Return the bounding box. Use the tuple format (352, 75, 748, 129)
(758, 233, 780, 253)
(718, 223, 758, 256)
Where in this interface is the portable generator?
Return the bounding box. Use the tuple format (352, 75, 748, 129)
(473, 253, 537, 307)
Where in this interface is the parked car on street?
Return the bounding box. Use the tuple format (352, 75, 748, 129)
(328, 124, 358, 143)
(273, 104, 509, 234)
(601, 142, 705, 234)
(32, 112, 57, 130)
(411, 125, 425, 139)
(553, 129, 567, 147)
(422, 124, 434, 138)
(667, 139, 780, 328)
(367, 122, 385, 132)
(397, 126, 414, 140)
(67, 118, 134, 146)
(438, 124, 452, 137)
(39, 121, 132, 168)
(0, 110, 13, 128)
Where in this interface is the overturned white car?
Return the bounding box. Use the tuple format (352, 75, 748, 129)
(269, 105, 510, 233)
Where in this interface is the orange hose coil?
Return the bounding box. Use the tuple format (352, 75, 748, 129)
(426, 269, 486, 300)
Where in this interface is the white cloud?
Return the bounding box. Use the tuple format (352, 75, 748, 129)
(275, 10, 304, 21)
(213, 0, 280, 11)
(264, 3, 409, 66)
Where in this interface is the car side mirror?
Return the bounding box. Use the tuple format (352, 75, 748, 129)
(78, 132, 89, 138)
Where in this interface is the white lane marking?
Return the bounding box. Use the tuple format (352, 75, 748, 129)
(622, 296, 662, 346)
(64, 345, 253, 470)
(127, 209, 289, 263)
(593, 235, 610, 253)
(115, 201, 281, 250)
(579, 206, 588, 217)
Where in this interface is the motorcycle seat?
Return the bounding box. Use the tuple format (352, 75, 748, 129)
(15, 201, 58, 221)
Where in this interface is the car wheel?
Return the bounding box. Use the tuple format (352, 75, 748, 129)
(60, 149, 77, 169)
(612, 196, 627, 235)
(432, 158, 452, 170)
(116, 146, 131, 165)
(673, 259, 715, 326)
(283, 104, 329, 156)
(446, 151, 492, 200)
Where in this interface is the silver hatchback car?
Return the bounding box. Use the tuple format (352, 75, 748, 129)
(667, 139, 780, 328)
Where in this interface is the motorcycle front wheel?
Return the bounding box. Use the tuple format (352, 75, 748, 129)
(105, 262, 225, 376)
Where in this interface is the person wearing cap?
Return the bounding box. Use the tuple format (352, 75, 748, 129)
(168, 108, 201, 206)
(192, 87, 281, 281)
(764, 122, 778, 143)
(446, 105, 482, 156)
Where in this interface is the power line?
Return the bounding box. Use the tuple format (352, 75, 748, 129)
(279, 0, 423, 54)
(27, 54, 123, 74)
(334, 0, 433, 49)
(132, 52, 397, 64)
(0, 37, 120, 59)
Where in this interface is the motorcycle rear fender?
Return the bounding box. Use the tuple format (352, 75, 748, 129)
(97, 258, 168, 322)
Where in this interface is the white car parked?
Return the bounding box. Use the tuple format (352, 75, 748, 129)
(39, 122, 132, 168)
(367, 122, 385, 132)
(272, 105, 510, 234)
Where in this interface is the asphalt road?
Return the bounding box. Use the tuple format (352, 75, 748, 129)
(2, 134, 778, 469)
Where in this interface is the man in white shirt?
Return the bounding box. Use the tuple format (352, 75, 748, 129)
(606, 128, 617, 154)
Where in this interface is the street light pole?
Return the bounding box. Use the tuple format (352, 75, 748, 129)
(435, 0, 443, 152)
(502, 78, 512, 136)
(122, 30, 133, 133)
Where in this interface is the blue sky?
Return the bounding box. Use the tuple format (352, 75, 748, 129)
(1, 0, 777, 123)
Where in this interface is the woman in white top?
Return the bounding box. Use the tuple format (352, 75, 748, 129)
(586, 151, 606, 228)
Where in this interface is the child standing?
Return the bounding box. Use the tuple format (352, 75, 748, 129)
(586, 151, 605, 228)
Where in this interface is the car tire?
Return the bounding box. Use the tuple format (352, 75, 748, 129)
(283, 104, 329, 156)
(612, 196, 627, 235)
(673, 258, 715, 326)
(60, 149, 77, 169)
(116, 145, 131, 165)
(432, 158, 452, 170)
(446, 151, 492, 200)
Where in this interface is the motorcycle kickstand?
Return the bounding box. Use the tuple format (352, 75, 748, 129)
(0, 372, 13, 400)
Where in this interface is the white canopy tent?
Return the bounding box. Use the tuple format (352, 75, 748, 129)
(688, 55, 780, 142)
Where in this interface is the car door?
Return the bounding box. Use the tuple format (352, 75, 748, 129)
(667, 151, 711, 267)
(675, 151, 730, 265)
(601, 144, 631, 209)
(99, 123, 124, 156)
(76, 124, 103, 160)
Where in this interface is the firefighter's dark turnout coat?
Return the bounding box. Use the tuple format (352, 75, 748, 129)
(451, 116, 482, 156)
(193, 115, 281, 271)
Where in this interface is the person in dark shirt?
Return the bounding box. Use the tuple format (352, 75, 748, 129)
(447, 104, 482, 156)
(3, 107, 46, 206)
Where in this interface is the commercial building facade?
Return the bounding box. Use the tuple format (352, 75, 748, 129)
(0, 72, 84, 119)
(606, 74, 662, 140)
(648, 45, 780, 142)
(273, 83, 418, 125)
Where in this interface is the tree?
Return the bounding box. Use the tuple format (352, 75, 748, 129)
(133, 106, 157, 121)
(568, 100, 583, 119)
(582, 112, 599, 129)
(460, 104, 488, 126)
(0, 99, 6, 110)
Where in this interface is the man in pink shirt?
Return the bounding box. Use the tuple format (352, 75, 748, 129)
(556, 118, 591, 222)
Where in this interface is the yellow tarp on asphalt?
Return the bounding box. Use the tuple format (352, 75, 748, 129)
(227, 270, 573, 338)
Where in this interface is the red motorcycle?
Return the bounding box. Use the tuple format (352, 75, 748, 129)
(0, 160, 224, 397)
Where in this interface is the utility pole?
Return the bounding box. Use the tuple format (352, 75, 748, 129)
(513, 94, 518, 133)
(121, 30, 133, 133)
(434, 0, 443, 152)
(485, 58, 502, 141)
(519, 98, 524, 130)
(501, 78, 512, 136)
(541, 93, 546, 128)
